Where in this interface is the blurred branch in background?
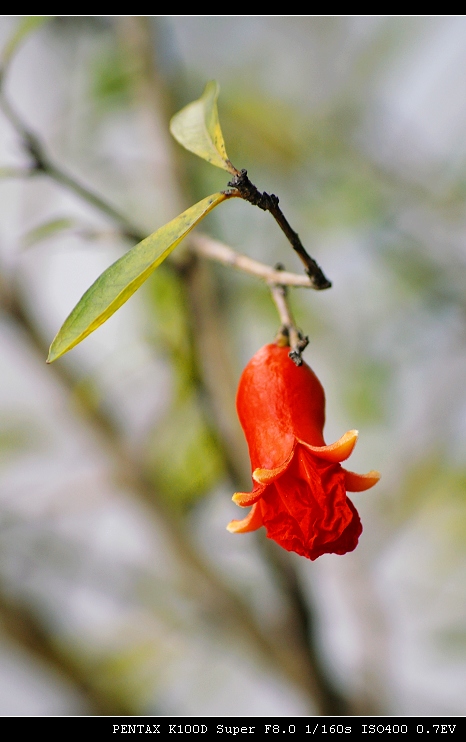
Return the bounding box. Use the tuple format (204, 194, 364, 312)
(0, 263, 333, 712)
(0, 16, 359, 715)
(0, 15, 465, 717)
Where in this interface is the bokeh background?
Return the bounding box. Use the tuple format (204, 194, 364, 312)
(0, 16, 465, 716)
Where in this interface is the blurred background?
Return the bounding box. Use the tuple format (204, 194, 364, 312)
(0, 16, 465, 716)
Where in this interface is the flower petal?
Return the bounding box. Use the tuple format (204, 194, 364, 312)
(344, 468, 381, 492)
(252, 445, 295, 485)
(226, 502, 263, 533)
(258, 449, 362, 560)
(232, 487, 264, 506)
(299, 429, 359, 463)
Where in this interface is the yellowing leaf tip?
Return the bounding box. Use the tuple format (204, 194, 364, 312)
(169, 81, 238, 175)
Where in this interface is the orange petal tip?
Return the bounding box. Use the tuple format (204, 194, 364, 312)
(344, 468, 381, 492)
(227, 503, 263, 533)
(232, 490, 262, 506)
(301, 429, 359, 463)
(253, 465, 286, 485)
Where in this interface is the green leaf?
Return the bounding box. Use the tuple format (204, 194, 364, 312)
(47, 192, 227, 362)
(170, 81, 237, 174)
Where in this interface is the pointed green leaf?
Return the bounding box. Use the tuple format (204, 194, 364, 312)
(170, 81, 238, 174)
(47, 193, 227, 362)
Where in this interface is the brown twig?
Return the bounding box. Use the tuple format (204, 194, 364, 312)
(269, 271, 309, 366)
(228, 169, 332, 290)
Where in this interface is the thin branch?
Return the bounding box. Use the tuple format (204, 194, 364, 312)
(0, 83, 328, 296)
(190, 233, 315, 287)
(0, 593, 134, 715)
(190, 233, 312, 364)
(269, 277, 309, 366)
(228, 169, 332, 290)
(0, 90, 145, 244)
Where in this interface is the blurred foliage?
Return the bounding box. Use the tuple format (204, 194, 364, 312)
(146, 394, 224, 511)
(223, 94, 309, 169)
(0, 16, 51, 69)
(148, 266, 194, 388)
(342, 357, 392, 425)
(395, 458, 466, 536)
(380, 236, 466, 313)
(23, 218, 76, 248)
(434, 627, 466, 656)
(90, 42, 135, 111)
(0, 419, 41, 463)
(0, 15, 465, 717)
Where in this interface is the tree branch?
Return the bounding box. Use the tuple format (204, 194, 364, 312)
(0, 89, 145, 244)
(228, 169, 332, 290)
(190, 233, 315, 287)
(269, 280, 309, 366)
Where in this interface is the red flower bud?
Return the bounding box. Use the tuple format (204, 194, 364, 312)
(227, 343, 380, 560)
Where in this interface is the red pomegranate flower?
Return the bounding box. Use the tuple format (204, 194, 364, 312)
(227, 343, 380, 560)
